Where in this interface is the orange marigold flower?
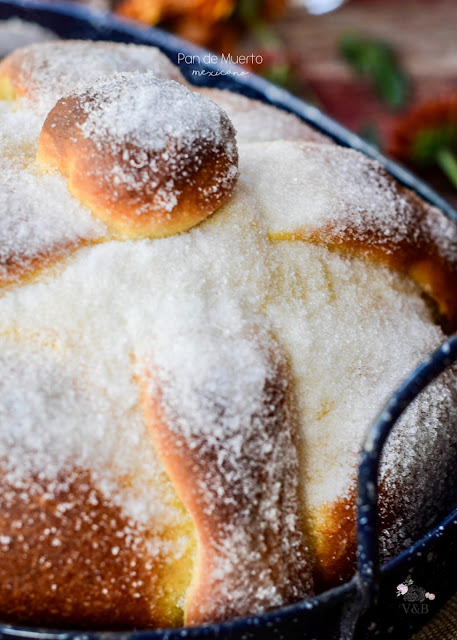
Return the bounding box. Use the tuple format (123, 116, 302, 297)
(388, 93, 457, 188)
(116, 0, 235, 27)
(261, 0, 288, 21)
(115, 1, 289, 50)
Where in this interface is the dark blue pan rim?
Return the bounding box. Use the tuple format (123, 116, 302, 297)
(0, 1, 457, 637)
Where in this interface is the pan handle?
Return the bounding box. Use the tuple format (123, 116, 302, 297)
(352, 334, 457, 632)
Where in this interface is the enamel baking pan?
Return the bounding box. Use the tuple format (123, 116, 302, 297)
(0, 2, 457, 638)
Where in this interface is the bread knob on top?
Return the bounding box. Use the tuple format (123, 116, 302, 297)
(37, 73, 239, 239)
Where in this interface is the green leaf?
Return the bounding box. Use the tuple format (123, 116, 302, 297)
(437, 148, 457, 189)
(252, 22, 282, 48)
(261, 63, 297, 92)
(339, 33, 409, 110)
(233, 1, 281, 48)
(234, 0, 263, 26)
(412, 125, 457, 164)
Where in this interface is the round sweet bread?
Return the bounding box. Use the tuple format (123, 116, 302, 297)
(1, 39, 457, 630)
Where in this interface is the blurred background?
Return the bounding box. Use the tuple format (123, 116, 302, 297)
(1, 0, 457, 205)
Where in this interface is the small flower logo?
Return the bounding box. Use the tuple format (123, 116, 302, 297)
(396, 578, 436, 607)
(396, 578, 413, 597)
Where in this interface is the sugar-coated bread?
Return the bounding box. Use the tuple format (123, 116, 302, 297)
(197, 87, 331, 145)
(0, 344, 195, 628)
(0, 155, 106, 287)
(1, 39, 457, 631)
(0, 18, 57, 60)
(0, 40, 186, 112)
(241, 141, 457, 331)
(140, 329, 312, 625)
(37, 74, 238, 239)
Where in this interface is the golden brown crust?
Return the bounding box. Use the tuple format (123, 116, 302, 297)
(0, 468, 177, 629)
(0, 238, 87, 291)
(139, 336, 313, 626)
(309, 492, 356, 592)
(0, 150, 109, 293)
(310, 468, 452, 592)
(0, 342, 198, 630)
(0, 56, 28, 100)
(37, 74, 238, 239)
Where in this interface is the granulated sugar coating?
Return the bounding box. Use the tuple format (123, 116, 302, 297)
(0, 39, 457, 630)
(143, 322, 312, 622)
(0, 100, 43, 155)
(75, 73, 238, 211)
(248, 141, 457, 265)
(198, 88, 331, 145)
(80, 75, 232, 153)
(0, 18, 57, 59)
(0, 342, 185, 529)
(0, 40, 185, 113)
(0, 155, 106, 285)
